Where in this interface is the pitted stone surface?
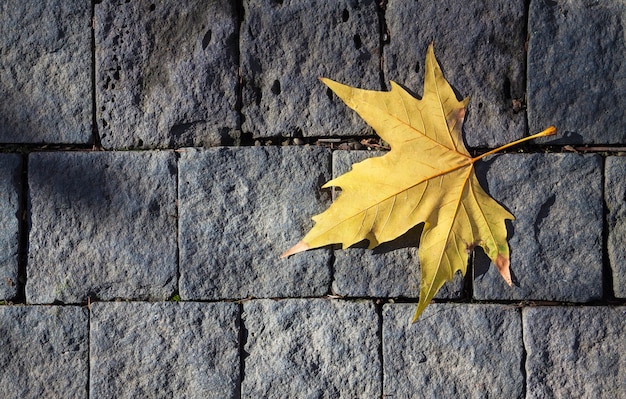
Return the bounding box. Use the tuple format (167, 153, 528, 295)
(384, 0, 526, 147)
(95, 0, 238, 149)
(0, 1, 91, 144)
(473, 154, 603, 301)
(383, 303, 523, 398)
(242, 298, 380, 398)
(90, 302, 239, 399)
(241, 0, 380, 137)
(0, 306, 88, 399)
(528, 0, 626, 144)
(178, 146, 331, 299)
(0, 155, 21, 300)
(27, 151, 177, 303)
(523, 306, 626, 399)
(606, 157, 626, 298)
(331, 151, 464, 298)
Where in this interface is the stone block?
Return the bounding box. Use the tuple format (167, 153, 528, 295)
(178, 146, 332, 299)
(384, 0, 527, 147)
(331, 150, 464, 298)
(473, 154, 603, 302)
(0, 306, 88, 399)
(95, 0, 238, 149)
(90, 302, 239, 398)
(0, 1, 91, 144)
(241, 0, 380, 137)
(606, 156, 626, 298)
(523, 306, 626, 398)
(27, 151, 177, 303)
(0, 155, 21, 300)
(528, 0, 626, 144)
(383, 303, 523, 398)
(242, 298, 380, 398)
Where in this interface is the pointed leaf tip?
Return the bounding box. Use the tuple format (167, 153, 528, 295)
(495, 254, 512, 286)
(280, 241, 310, 258)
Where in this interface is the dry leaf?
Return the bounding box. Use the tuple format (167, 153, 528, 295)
(282, 44, 555, 322)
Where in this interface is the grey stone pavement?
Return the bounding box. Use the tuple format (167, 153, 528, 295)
(0, 0, 624, 397)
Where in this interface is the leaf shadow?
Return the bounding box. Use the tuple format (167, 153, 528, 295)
(473, 156, 515, 217)
(348, 223, 424, 254)
(393, 82, 423, 101)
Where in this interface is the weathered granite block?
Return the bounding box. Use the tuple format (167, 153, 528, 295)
(27, 151, 177, 303)
(241, 0, 380, 137)
(90, 302, 239, 399)
(242, 298, 380, 398)
(473, 154, 603, 302)
(0, 306, 88, 399)
(384, 0, 527, 147)
(383, 303, 523, 398)
(331, 151, 464, 298)
(0, 155, 21, 300)
(178, 146, 331, 299)
(606, 157, 626, 298)
(523, 306, 626, 398)
(95, 0, 238, 149)
(528, 0, 626, 144)
(0, 1, 91, 144)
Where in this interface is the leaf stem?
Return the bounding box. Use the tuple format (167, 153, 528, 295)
(470, 126, 556, 163)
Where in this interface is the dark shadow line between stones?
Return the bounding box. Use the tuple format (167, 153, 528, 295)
(15, 154, 29, 304)
(375, 300, 385, 398)
(377, 0, 389, 91)
(91, 0, 102, 149)
(326, 248, 336, 296)
(518, 307, 528, 399)
(173, 152, 181, 299)
(236, 302, 248, 399)
(86, 300, 92, 398)
(600, 156, 616, 301)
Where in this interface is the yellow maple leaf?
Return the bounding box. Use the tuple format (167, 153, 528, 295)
(282, 43, 555, 322)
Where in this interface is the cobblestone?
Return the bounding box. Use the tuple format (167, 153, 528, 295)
(95, 0, 239, 149)
(383, 303, 524, 398)
(241, 0, 380, 137)
(523, 306, 626, 398)
(27, 151, 177, 303)
(178, 146, 332, 300)
(90, 302, 239, 398)
(0, 306, 88, 398)
(527, 0, 626, 144)
(0, 1, 91, 144)
(242, 298, 380, 398)
(473, 154, 603, 302)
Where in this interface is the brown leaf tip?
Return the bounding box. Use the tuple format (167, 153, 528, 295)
(495, 254, 513, 286)
(280, 241, 310, 258)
